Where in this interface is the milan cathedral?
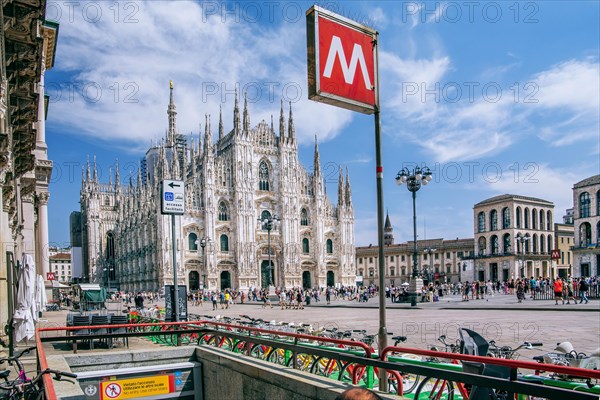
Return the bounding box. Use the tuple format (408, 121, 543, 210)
(79, 84, 356, 292)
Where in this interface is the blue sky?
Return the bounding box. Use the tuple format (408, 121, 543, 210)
(45, 1, 599, 248)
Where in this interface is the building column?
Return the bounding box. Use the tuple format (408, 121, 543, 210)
(36, 192, 50, 276)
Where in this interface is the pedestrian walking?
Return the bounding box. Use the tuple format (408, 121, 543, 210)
(553, 278, 564, 305)
(578, 277, 589, 304)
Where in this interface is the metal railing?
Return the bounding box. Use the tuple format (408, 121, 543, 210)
(35, 320, 600, 400)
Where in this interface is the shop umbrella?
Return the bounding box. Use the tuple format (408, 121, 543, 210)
(13, 254, 37, 342)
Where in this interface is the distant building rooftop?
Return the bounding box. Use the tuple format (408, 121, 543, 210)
(573, 174, 600, 189)
(474, 194, 553, 207)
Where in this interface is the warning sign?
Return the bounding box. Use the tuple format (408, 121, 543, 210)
(100, 375, 174, 399)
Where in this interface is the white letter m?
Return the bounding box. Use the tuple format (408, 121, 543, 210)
(323, 36, 372, 90)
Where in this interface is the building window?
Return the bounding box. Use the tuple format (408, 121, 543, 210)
(502, 207, 510, 229)
(546, 210, 552, 231)
(300, 208, 309, 226)
(547, 234, 553, 251)
(326, 239, 333, 254)
(401, 255, 405, 261)
(491, 235, 499, 255)
(220, 234, 229, 252)
(539, 209, 545, 231)
(104, 196, 110, 206)
(524, 234, 531, 253)
(540, 234, 546, 253)
(189, 232, 198, 251)
(390, 256, 394, 261)
(580, 192, 591, 218)
(524, 208, 530, 229)
(503, 233, 511, 253)
(446, 252, 451, 258)
(597, 190, 600, 216)
(369, 257, 373, 263)
(390, 267, 395, 276)
(359, 258, 363, 264)
(435, 253, 439, 260)
(532, 234, 538, 253)
(532, 208, 537, 230)
(516, 207, 522, 228)
(218, 201, 228, 221)
(579, 223, 591, 246)
(369, 268, 374, 277)
(490, 209, 498, 231)
(359, 269, 363, 276)
(302, 238, 310, 254)
(259, 161, 270, 191)
(477, 212, 485, 233)
(478, 236, 487, 256)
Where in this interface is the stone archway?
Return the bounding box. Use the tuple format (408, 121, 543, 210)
(260, 260, 274, 289)
(302, 271, 311, 289)
(189, 271, 200, 291)
(220, 271, 231, 290)
(327, 271, 335, 287)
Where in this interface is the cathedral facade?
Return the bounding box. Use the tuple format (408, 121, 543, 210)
(79, 85, 356, 292)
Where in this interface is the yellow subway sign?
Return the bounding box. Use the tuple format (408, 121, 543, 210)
(100, 375, 174, 399)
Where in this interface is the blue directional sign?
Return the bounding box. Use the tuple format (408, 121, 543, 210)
(161, 180, 185, 214)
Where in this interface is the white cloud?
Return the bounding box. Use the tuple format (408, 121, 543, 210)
(46, 1, 353, 151)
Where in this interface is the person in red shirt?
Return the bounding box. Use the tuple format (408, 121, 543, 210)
(553, 278, 564, 305)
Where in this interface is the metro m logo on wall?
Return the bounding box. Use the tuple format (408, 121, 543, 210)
(306, 5, 378, 114)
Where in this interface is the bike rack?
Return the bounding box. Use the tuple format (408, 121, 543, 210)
(35, 320, 600, 400)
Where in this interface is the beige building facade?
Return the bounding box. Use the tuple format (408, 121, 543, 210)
(554, 222, 574, 277)
(471, 195, 555, 282)
(1, 2, 58, 345)
(356, 238, 474, 286)
(571, 174, 600, 277)
(49, 253, 72, 284)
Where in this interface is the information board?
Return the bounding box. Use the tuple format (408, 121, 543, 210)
(161, 180, 185, 215)
(164, 285, 187, 322)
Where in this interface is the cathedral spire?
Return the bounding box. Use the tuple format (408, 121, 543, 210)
(233, 89, 241, 134)
(337, 167, 344, 205)
(243, 92, 250, 134)
(115, 158, 120, 189)
(384, 210, 394, 245)
(218, 105, 224, 141)
(313, 135, 321, 175)
(93, 155, 98, 183)
(86, 155, 90, 182)
(108, 167, 113, 186)
(345, 167, 353, 206)
(204, 114, 212, 154)
(167, 80, 177, 145)
(288, 101, 295, 140)
(279, 99, 286, 139)
(137, 160, 142, 189)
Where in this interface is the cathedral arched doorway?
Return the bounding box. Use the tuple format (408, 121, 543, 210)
(302, 271, 311, 289)
(260, 260, 274, 289)
(220, 271, 231, 290)
(326, 271, 335, 287)
(189, 271, 200, 291)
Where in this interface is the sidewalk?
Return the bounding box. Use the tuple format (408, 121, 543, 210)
(244, 292, 600, 312)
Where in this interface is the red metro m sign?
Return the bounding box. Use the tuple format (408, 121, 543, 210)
(306, 6, 378, 114)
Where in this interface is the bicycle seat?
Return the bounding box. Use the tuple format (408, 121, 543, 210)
(0, 369, 10, 380)
(392, 336, 407, 342)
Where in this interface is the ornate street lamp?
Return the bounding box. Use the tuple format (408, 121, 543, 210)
(258, 214, 280, 288)
(515, 233, 530, 278)
(396, 166, 433, 278)
(424, 247, 437, 284)
(197, 237, 211, 290)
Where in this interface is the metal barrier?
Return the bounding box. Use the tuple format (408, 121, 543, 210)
(533, 285, 599, 300)
(36, 320, 600, 400)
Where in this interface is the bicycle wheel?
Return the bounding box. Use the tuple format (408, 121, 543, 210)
(414, 376, 456, 400)
(387, 370, 420, 395)
(286, 353, 315, 371)
(249, 344, 271, 360)
(267, 348, 288, 365)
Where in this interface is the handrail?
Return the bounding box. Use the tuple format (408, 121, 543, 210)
(381, 346, 600, 380)
(35, 321, 599, 400)
(35, 329, 57, 400)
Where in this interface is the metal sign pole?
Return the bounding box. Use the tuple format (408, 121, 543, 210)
(373, 32, 388, 392)
(171, 214, 179, 323)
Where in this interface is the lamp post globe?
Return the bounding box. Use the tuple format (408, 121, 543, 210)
(258, 214, 280, 289)
(395, 165, 433, 306)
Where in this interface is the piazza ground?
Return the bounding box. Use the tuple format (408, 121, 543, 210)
(30, 291, 599, 359)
